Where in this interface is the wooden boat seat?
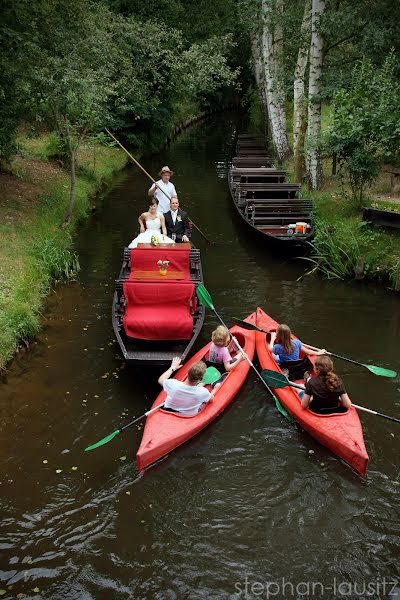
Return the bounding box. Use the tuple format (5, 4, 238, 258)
(237, 182, 301, 190)
(253, 216, 312, 223)
(243, 198, 313, 211)
(245, 198, 311, 204)
(122, 281, 196, 341)
(231, 173, 286, 184)
(231, 168, 286, 174)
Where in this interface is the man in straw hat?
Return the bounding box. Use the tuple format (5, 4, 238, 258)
(148, 166, 177, 214)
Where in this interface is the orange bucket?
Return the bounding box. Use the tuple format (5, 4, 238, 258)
(295, 222, 307, 234)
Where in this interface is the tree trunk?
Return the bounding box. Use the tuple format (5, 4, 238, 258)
(250, 30, 269, 136)
(293, 0, 311, 157)
(294, 113, 308, 182)
(62, 149, 77, 228)
(307, 0, 325, 190)
(261, 0, 292, 161)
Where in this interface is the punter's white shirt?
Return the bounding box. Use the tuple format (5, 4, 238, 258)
(163, 379, 211, 416)
(150, 180, 177, 214)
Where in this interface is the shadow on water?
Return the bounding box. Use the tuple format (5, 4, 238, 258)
(0, 112, 399, 599)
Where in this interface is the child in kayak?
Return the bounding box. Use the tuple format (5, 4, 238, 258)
(269, 323, 325, 379)
(208, 326, 245, 373)
(301, 355, 352, 414)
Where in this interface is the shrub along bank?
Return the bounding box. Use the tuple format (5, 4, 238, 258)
(0, 133, 127, 370)
(305, 187, 400, 289)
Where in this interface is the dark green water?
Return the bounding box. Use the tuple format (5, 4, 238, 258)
(1, 113, 399, 600)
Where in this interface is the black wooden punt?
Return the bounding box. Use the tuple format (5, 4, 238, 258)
(362, 207, 400, 230)
(112, 245, 205, 366)
(228, 137, 314, 250)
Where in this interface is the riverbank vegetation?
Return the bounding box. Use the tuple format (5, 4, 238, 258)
(0, 132, 127, 369)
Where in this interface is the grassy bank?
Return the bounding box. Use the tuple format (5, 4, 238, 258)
(281, 104, 400, 289)
(0, 133, 127, 370)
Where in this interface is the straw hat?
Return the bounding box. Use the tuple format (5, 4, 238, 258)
(159, 166, 174, 176)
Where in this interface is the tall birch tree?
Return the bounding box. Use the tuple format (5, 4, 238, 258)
(250, 30, 268, 130)
(307, 0, 325, 189)
(261, 0, 291, 161)
(293, 0, 311, 182)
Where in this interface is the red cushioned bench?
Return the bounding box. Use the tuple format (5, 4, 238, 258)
(122, 281, 196, 341)
(129, 248, 190, 280)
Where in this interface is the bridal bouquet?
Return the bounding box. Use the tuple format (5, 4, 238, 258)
(150, 235, 160, 246)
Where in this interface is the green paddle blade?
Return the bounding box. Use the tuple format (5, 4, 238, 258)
(273, 395, 295, 423)
(196, 284, 214, 310)
(364, 364, 397, 378)
(261, 369, 291, 389)
(202, 366, 222, 385)
(84, 429, 120, 452)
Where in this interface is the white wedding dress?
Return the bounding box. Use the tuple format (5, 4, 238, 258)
(128, 214, 175, 249)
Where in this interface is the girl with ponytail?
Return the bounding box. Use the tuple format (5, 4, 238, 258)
(269, 324, 326, 379)
(301, 355, 352, 414)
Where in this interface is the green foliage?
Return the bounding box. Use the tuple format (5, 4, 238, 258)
(30, 235, 80, 281)
(300, 197, 400, 286)
(303, 221, 367, 279)
(326, 53, 400, 207)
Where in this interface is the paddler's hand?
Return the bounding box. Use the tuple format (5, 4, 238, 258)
(171, 357, 182, 372)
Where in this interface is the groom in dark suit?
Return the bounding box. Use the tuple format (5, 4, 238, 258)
(164, 197, 191, 243)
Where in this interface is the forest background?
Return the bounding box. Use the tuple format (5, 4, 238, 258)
(0, 0, 399, 368)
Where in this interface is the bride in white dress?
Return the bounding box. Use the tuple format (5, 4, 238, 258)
(128, 199, 175, 249)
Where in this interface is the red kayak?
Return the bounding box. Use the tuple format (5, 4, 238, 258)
(256, 307, 369, 475)
(136, 313, 256, 470)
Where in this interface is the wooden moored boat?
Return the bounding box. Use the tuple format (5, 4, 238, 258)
(255, 307, 369, 475)
(230, 133, 315, 249)
(112, 243, 205, 366)
(136, 313, 256, 470)
(228, 173, 314, 249)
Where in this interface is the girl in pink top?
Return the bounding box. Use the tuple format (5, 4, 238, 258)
(208, 326, 244, 373)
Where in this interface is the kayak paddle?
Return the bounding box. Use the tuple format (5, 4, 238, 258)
(196, 285, 285, 412)
(84, 402, 165, 452)
(261, 369, 400, 424)
(232, 317, 397, 379)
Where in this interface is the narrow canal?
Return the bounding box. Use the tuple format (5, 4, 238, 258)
(1, 113, 399, 599)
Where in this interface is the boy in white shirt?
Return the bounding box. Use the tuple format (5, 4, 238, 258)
(158, 358, 213, 416)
